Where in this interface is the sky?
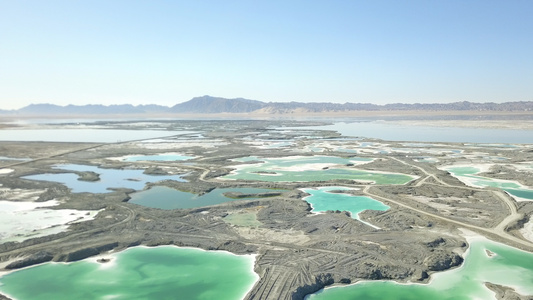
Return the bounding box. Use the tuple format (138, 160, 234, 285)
(0, 0, 532, 109)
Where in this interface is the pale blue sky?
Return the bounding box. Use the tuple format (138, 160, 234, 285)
(1, 0, 532, 109)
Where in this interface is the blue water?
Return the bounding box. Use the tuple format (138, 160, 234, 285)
(23, 164, 185, 193)
(293, 122, 533, 144)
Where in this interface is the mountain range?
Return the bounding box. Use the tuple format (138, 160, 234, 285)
(1, 95, 532, 115)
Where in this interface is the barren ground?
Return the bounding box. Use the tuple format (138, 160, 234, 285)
(0, 118, 532, 300)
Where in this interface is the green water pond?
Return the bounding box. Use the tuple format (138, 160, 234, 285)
(224, 156, 415, 184)
(129, 186, 282, 209)
(307, 237, 533, 300)
(302, 186, 389, 227)
(445, 166, 533, 200)
(0, 246, 258, 300)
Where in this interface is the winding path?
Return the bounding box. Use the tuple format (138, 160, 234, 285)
(370, 157, 532, 249)
(182, 155, 533, 249)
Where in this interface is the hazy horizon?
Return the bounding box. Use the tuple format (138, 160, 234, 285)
(1, 1, 532, 110)
(3, 95, 533, 111)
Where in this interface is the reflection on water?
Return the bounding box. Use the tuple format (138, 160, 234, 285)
(23, 164, 185, 193)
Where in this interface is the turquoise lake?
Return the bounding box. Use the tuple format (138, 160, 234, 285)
(224, 156, 416, 184)
(23, 164, 185, 193)
(302, 186, 389, 227)
(444, 166, 533, 200)
(306, 237, 533, 300)
(0, 246, 258, 300)
(129, 186, 282, 209)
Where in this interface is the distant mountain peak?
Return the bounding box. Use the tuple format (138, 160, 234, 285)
(2, 97, 532, 116)
(171, 96, 265, 113)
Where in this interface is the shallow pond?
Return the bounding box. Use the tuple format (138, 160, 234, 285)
(129, 186, 281, 209)
(223, 212, 262, 227)
(306, 237, 533, 300)
(23, 164, 185, 193)
(223, 156, 416, 184)
(301, 187, 389, 228)
(0, 246, 258, 300)
(443, 165, 533, 201)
